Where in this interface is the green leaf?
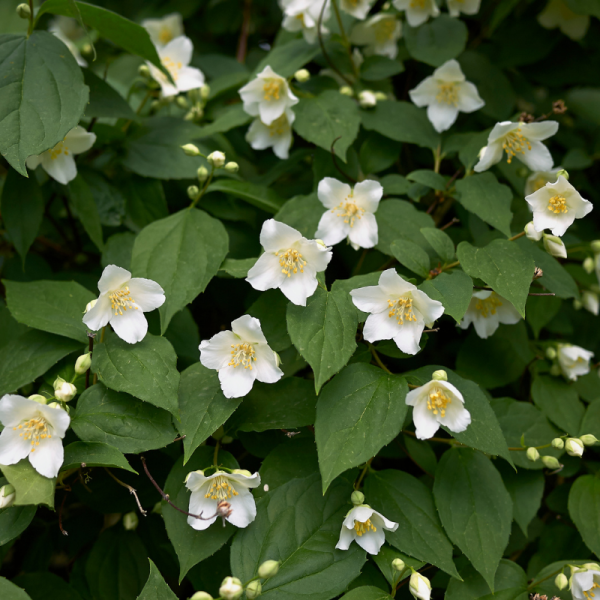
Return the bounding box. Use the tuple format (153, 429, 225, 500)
(360, 56, 404, 81)
(293, 91, 361, 161)
(4, 279, 95, 343)
(380, 174, 410, 196)
(404, 15, 468, 67)
(163, 447, 238, 582)
(567, 87, 600, 124)
(206, 180, 285, 214)
(1, 168, 44, 264)
(218, 257, 258, 279)
(123, 176, 168, 233)
(372, 547, 424, 588)
(390, 239, 431, 277)
(456, 240, 535, 317)
(364, 470, 459, 578)
(531, 374, 584, 436)
(71, 383, 177, 454)
(0, 503, 36, 546)
(433, 448, 512, 589)
(136, 560, 177, 600)
(498, 463, 544, 535)
(581, 402, 600, 440)
(376, 200, 435, 256)
(230, 472, 367, 600)
(340, 587, 393, 600)
(287, 287, 358, 393)
(570, 475, 600, 559)
(253, 38, 321, 78)
(1, 461, 55, 508)
(131, 208, 229, 334)
(0, 32, 89, 176)
(274, 193, 323, 239)
(62, 441, 136, 473)
(67, 174, 105, 251)
(407, 169, 446, 191)
(526, 295, 562, 338)
(455, 173, 513, 238)
(247, 290, 291, 352)
(91, 332, 180, 417)
(0, 578, 32, 600)
(196, 104, 252, 138)
(361, 101, 440, 150)
(84, 69, 136, 120)
(359, 133, 402, 174)
(102, 232, 135, 270)
(164, 308, 200, 365)
(419, 270, 473, 323)
(316, 363, 408, 493)
(13, 573, 83, 600)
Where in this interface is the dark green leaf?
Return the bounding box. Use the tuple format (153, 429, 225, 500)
(136, 560, 177, 600)
(419, 270, 473, 323)
(390, 239, 430, 277)
(569, 475, 600, 559)
(253, 39, 321, 78)
(13, 573, 83, 600)
(102, 232, 135, 270)
(218, 258, 258, 279)
(498, 463, 544, 535)
(405, 15, 468, 66)
(274, 193, 323, 239)
(206, 180, 285, 214)
(123, 176, 168, 233)
(532, 374, 584, 436)
(1, 461, 55, 508)
(62, 441, 136, 473)
(360, 56, 404, 81)
(84, 69, 136, 120)
(0, 504, 36, 546)
(341, 587, 393, 600)
(372, 547, 424, 588)
(195, 104, 252, 138)
(407, 170, 446, 191)
(376, 200, 435, 256)
(67, 174, 104, 251)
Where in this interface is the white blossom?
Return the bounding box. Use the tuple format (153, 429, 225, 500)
(571, 566, 600, 600)
(146, 36, 205, 97)
(185, 469, 260, 530)
(447, 0, 481, 17)
(350, 14, 402, 59)
(0, 395, 70, 479)
(350, 269, 444, 355)
(246, 219, 332, 306)
(239, 66, 299, 126)
(409, 59, 484, 133)
(525, 175, 593, 237)
(557, 344, 594, 381)
(199, 315, 283, 398)
(82, 265, 165, 344)
(340, 0, 374, 20)
(316, 178, 382, 250)
(246, 109, 295, 160)
(392, 0, 439, 27)
(409, 571, 432, 600)
(336, 504, 398, 555)
(524, 167, 562, 197)
(405, 379, 471, 440)
(49, 16, 87, 67)
(281, 0, 330, 44)
(474, 121, 559, 173)
(538, 0, 590, 41)
(26, 127, 96, 185)
(459, 290, 521, 339)
(142, 13, 184, 46)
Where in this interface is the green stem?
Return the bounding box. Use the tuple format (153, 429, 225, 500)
(190, 167, 215, 209)
(368, 344, 392, 374)
(527, 566, 565, 590)
(433, 144, 442, 174)
(508, 231, 526, 242)
(27, 0, 34, 37)
(213, 439, 221, 467)
(330, 0, 359, 78)
(354, 458, 373, 489)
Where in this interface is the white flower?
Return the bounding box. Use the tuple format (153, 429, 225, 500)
(336, 504, 398, 555)
(316, 178, 382, 250)
(474, 121, 559, 173)
(26, 126, 96, 185)
(359, 90, 378, 108)
(582, 291, 599, 316)
(405, 379, 471, 440)
(54, 380, 77, 402)
(447, 0, 480, 17)
(239, 66, 299, 126)
(199, 315, 283, 398)
(146, 36, 205, 97)
(565, 438, 585, 457)
(350, 14, 402, 59)
(459, 290, 520, 339)
(543, 233, 567, 258)
(49, 16, 87, 67)
(207, 151, 226, 168)
(82, 265, 165, 344)
(185, 469, 261, 530)
(142, 13, 184, 46)
(409, 570, 432, 600)
(525, 176, 593, 237)
(525, 221, 543, 242)
(281, 0, 330, 44)
(409, 59, 484, 133)
(0, 395, 70, 479)
(246, 219, 332, 306)
(0, 484, 15, 509)
(557, 344, 594, 381)
(538, 0, 590, 41)
(571, 567, 600, 600)
(246, 109, 295, 160)
(524, 167, 562, 196)
(350, 269, 444, 355)
(340, 0, 374, 20)
(392, 0, 440, 27)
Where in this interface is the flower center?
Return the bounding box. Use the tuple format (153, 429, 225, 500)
(388, 297, 417, 325)
(204, 475, 239, 501)
(159, 27, 173, 44)
(374, 18, 397, 42)
(332, 194, 365, 227)
(354, 519, 377, 536)
(295, 12, 305, 24)
(109, 286, 138, 316)
(161, 56, 182, 80)
(263, 80, 282, 101)
(502, 127, 532, 163)
(547, 195, 568, 214)
(229, 343, 256, 369)
(268, 114, 288, 137)
(50, 139, 69, 160)
(278, 248, 306, 277)
(427, 388, 451, 418)
(436, 83, 458, 106)
(410, 0, 426, 7)
(474, 293, 502, 318)
(13, 416, 51, 452)
(533, 176, 548, 192)
(584, 583, 600, 600)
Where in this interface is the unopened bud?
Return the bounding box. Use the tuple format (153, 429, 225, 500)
(315, 239, 327, 248)
(374, 91, 387, 101)
(54, 378, 77, 402)
(431, 370, 448, 382)
(526, 447, 540, 462)
(525, 221, 543, 242)
(543, 233, 567, 259)
(16, 3, 31, 18)
(555, 573, 568, 591)
(591, 240, 600, 253)
(541, 455, 561, 470)
(556, 169, 569, 180)
(358, 90, 377, 108)
(551, 437, 564, 449)
(200, 84, 211, 100)
(409, 570, 432, 600)
(573, 299, 583, 310)
(351, 490, 365, 506)
(47, 401, 66, 411)
(85, 299, 97, 313)
(565, 438, 584, 457)
(222, 435, 234, 444)
(182, 143, 201, 156)
(28, 394, 47, 405)
(123, 511, 139, 530)
(246, 580, 262, 599)
(339, 86, 353, 97)
(583, 256, 595, 273)
(546, 347, 557, 360)
(392, 558, 406, 572)
(75, 352, 92, 375)
(187, 185, 200, 200)
(190, 592, 213, 600)
(207, 151, 226, 168)
(258, 560, 280, 579)
(197, 166, 209, 182)
(294, 69, 310, 82)
(224, 162, 239, 173)
(176, 96, 190, 109)
(550, 364, 561, 377)
(212, 426, 225, 440)
(274, 352, 281, 368)
(138, 64, 151, 78)
(582, 291, 599, 316)
(580, 434, 599, 446)
(219, 577, 243, 600)
(0, 484, 16, 509)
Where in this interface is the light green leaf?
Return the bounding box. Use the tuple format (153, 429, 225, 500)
(102, 232, 135, 271)
(390, 239, 430, 278)
(372, 547, 424, 588)
(380, 174, 410, 196)
(407, 169, 446, 190)
(1, 461, 55, 508)
(253, 38, 321, 77)
(62, 441, 136, 473)
(0, 578, 32, 600)
(531, 374, 584, 436)
(67, 174, 105, 251)
(136, 560, 177, 600)
(359, 133, 402, 174)
(418, 270, 473, 323)
(340, 587, 393, 600)
(376, 200, 435, 256)
(84, 70, 136, 120)
(420, 227, 455, 264)
(274, 193, 323, 239)
(0, 501, 36, 546)
(206, 180, 285, 214)
(569, 475, 600, 559)
(218, 257, 258, 279)
(196, 104, 252, 138)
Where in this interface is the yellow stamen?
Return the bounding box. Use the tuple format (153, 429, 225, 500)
(204, 475, 239, 501)
(159, 28, 173, 45)
(388, 297, 417, 325)
(354, 519, 377, 537)
(410, 0, 425, 7)
(427, 388, 451, 418)
(331, 192, 365, 227)
(277, 248, 306, 277)
(436, 83, 458, 106)
(50, 139, 69, 160)
(109, 286, 138, 316)
(502, 127, 532, 163)
(547, 195, 568, 214)
(373, 18, 397, 42)
(584, 583, 600, 599)
(161, 56, 182, 81)
(263, 80, 282, 101)
(533, 176, 547, 192)
(13, 416, 52, 453)
(268, 114, 288, 137)
(474, 293, 503, 318)
(229, 342, 256, 369)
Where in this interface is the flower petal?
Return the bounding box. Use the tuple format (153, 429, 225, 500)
(427, 102, 459, 133)
(300, 240, 333, 273)
(517, 141, 554, 172)
(412, 290, 445, 326)
(260, 219, 303, 252)
(65, 126, 97, 154)
(474, 142, 503, 172)
(318, 177, 352, 209)
(392, 318, 425, 355)
(29, 436, 64, 478)
(0, 395, 38, 427)
(315, 210, 349, 246)
(82, 294, 112, 331)
(350, 285, 389, 314)
(188, 491, 218, 531)
(363, 311, 397, 343)
(354, 526, 385, 554)
(200, 331, 239, 370)
(218, 365, 256, 398)
(246, 252, 288, 292)
(0, 427, 31, 466)
(335, 526, 354, 550)
(231, 315, 268, 344)
(378, 269, 417, 297)
(524, 121, 559, 142)
(40, 152, 77, 185)
(40, 404, 71, 438)
(127, 278, 165, 312)
(161, 35, 193, 65)
(353, 180, 383, 213)
(226, 488, 257, 528)
(279, 269, 319, 306)
(110, 309, 149, 344)
(98, 265, 132, 294)
(185, 471, 209, 493)
(456, 81, 485, 113)
(433, 59, 465, 82)
(253, 345, 284, 384)
(175, 66, 206, 92)
(441, 401, 471, 434)
(412, 398, 441, 440)
(408, 76, 439, 107)
(347, 212, 378, 249)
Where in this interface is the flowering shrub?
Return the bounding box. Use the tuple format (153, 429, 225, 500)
(1, 1, 600, 599)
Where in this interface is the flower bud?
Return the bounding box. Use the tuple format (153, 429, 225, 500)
(53, 377, 77, 401)
(182, 143, 201, 156)
(591, 240, 600, 253)
(258, 560, 280, 579)
(75, 352, 92, 375)
(526, 447, 540, 462)
(246, 580, 262, 599)
(556, 169, 569, 180)
(543, 234, 567, 259)
(358, 90, 377, 108)
(339, 86, 353, 97)
(580, 434, 599, 446)
(232, 469, 252, 477)
(191, 592, 213, 600)
(0, 484, 16, 509)
(573, 299, 583, 310)
(17, 3, 31, 18)
(207, 151, 226, 168)
(524, 221, 543, 242)
(583, 256, 595, 274)
(565, 438, 584, 457)
(582, 291, 599, 316)
(374, 91, 387, 101)
(351, 490, 365, 506)
(85, 299, 97, 313)
(551, 437, 564, 449)
(138, 65, 151, 78)
(123, 511, 139, 531)
(222, 435, 234, 444)
(550, 364, 561, 377)
(555, 573, 568, 590)
(409, 570, 432, 600)
(200, 84, 211, 100)
(583, 563, 600, 571)
(177, 96, 190, 109)
(47, 401, 66, 411)
(431, 370, 448, 382)
(315, 239, 327, 248)
(187, 185, 201, 200)
(197, 166, 209, 182)
(263, 484, 269, 492)
(294, 69, 310, 82)
(392, 558, 405, 572)
(224, 162, 239, 173)
(28, 394, 47, 405)
(273, 352, 281, 368)
(545, 347, 557, 360)
(219, 577, 243, 600)
(541, 455, 561, 470)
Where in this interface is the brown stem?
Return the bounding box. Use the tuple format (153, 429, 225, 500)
(317, 0, 353, 87)
(58, 491, 69, 536)
(353, 248, 368, 276)
(354, 458, 374, 489)
(439, 217, 460, 231)
(104, 468, 147, 516)
(85, 333, 95, 390)
(508, 231, 526, 242)
(368, 344, 392, 374)
(236, 0, 252, 63)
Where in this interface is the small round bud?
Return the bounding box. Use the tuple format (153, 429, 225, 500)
(177, 96, 190, 109)
(315, 239, 327, 248)
(339, 86, 353, 97)
(392, 558, 405, 572)
(150, 100, 162, 111)
(123, 511, 139, 531)
(232, 469, 252, 477)
(573, 299, 583, 310)
(351, 490, 365, 506)
(138, 65, 151, 78)
(16, 3, 31, 18)
(551, 437, 565, 449)
(556, 169, 569, 180)
(0, 484, 16, 509)
(246, 580, 262, 599)
(582, 291, 599, 316)
(82, 43, 92, 55)
(222, 435, 234, 444)
(565, 438, 584, 457)
(207, 151, 226, 168)
(28, 394, 47, 405)
(47, 401, 67, 411)
(358, 90, 377, 108)
(197, 166, 209, 182)
(543, 233, 567, 259)
(516, 167, 529, 178)
(541, 455, 561, 470)
(294, 69, 310, 83)
(187, 185, 200, 201)
(258, 560, 280, 579)
(583, 256, 595, 274)
(555, 573, 568, 591)
(224, 162, 239, 173)
(550, 364, 561, 377)
(75, 352, 92, 375)
(219, 577, 243, 600)
(591, 240, 600, 253)
(54, 378, 77, 402)
(545, 347, 557, 360)
(382, 1, 391, 8)
(409, 570, 432, 600)
(524, 221, 543, 242)
(431, 370, 448, 382)
(182, 143, 201, 156)
(263, 484, 270, 492)
(200, 84, 211, 100)
(526, 447, 540, 462)
(212, 426, 225, 441)
(374, 91, 387, 101)
(190, 592, 213, 600)
(85, 299, 97, 314)
(580, 434, 599, 446)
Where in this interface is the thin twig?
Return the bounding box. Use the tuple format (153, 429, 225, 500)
(236, 0, 252, 63)
(317, 0, 353, 87)
(368, 344, 392, 374)
(85, 333, 95, 390)
(173, 435, 186, 443)
(354, 458, 374, 489)
(58, 491, 69, 536)
(104, 468, 147, 516)
(439, 217, 460, 231)
(331, 137, 357, 183)
(423, 327, 440, 333)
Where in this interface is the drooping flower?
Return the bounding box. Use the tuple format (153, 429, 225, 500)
(350, 269, 444, 355)
(199, 315, 283, 398)
(557, 344, 594, 381)
(405, 377, 471, 440)
(409, 59, 484, 133)
(281, 0, 330, 44)
(26, 126, 96, 185)
(409, 570, 432, 600)
(336, 504, 398, 555)
(82, 265, 165, 344)
(185, 469, 261, 530)
(49, 16, 87, 67)
(447, 0, 481, 17)
(525, 175, 593, 237)
(0, 395, 70, 479)
(246, 109, 295, 160)
(474, 121, 559, 173)
(246, 219, 332, 306)
(146, 36, 205, 97)
(239, 66, 299, 126)
(316, 178, 383, 250)
(538, 0, 590, 41)
(340, 0, 374, 20)
(142, 13, 184, 47)
(392, 0, 439, 27)
(459, 290, 521, 339)
(350, 14, 402, 59)
(571, 566, 600, 600)
(524, 167, 562, 196)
